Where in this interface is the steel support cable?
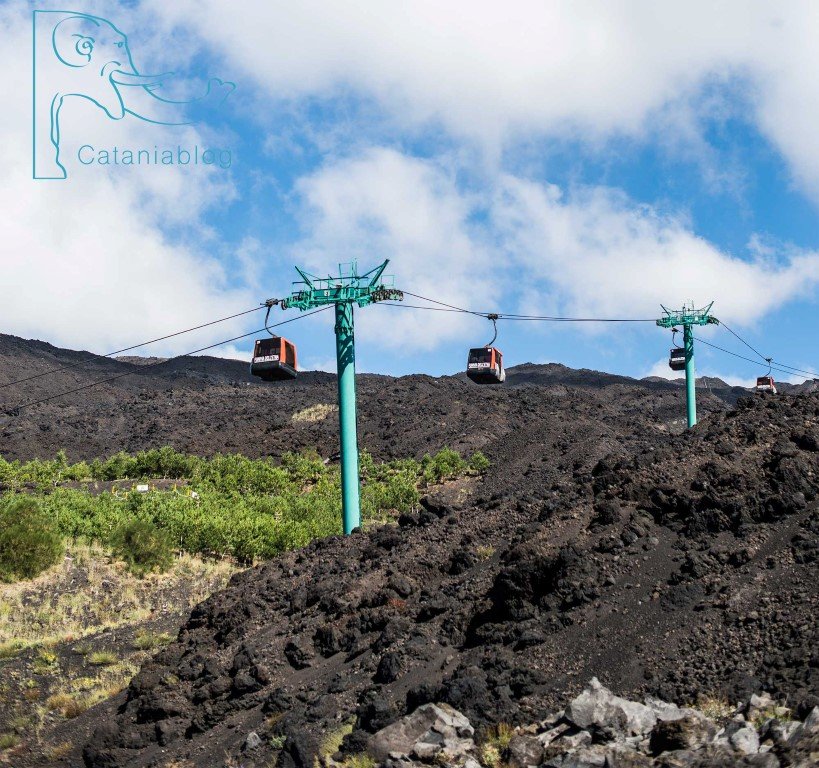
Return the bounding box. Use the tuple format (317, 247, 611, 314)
(387, 298, 816, 374)
(764, 361, 818, 378)
(717, 322, 817, 378)
(0, 304, 268, 390)
(390, 293, 655, 321)
(400, 291, 486, 316)
(692, 335, 803, 378)
(1, 306, 331, 415)
(718, 321, 769, 363)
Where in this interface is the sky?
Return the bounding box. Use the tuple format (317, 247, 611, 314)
(3, 0, 819, 385)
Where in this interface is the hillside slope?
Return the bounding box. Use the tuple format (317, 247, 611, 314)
(2, 334, 815, 767)
(1, 333, 737, 464)
(69, 392, 818, 768)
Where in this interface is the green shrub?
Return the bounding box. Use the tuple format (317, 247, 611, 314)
(469, 451, 490, 473)
(421, 447, 467, 485)
(110, 519, 173, 576)
(0, 496, 62, 582)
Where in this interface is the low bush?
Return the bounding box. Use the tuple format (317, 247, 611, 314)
(0, 496, 62, 582)
(110, 519, 174, 576)
(469, 451, 490, 473)
(421, 447, 467, 485)
(0, 447, 485, 567)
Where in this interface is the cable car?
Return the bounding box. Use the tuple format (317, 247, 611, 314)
(466, 346, 506, 384)
(755, 376, 777, 394)
(668, 347, 687, 371)
(250, 336, 297, 381)
(466, 314, 505, 385)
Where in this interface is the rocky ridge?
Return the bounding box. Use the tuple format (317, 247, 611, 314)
(361, 679, 819, 768)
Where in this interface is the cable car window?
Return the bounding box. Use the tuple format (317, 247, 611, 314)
(255, 338, 278, 355)
(468, 348, 491, 363)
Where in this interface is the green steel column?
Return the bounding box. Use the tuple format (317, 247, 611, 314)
(684, 323, 696, 428)
(334, 301, 361, 534)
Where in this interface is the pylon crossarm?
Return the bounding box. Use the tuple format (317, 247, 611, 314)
(364, 259, 389, 287)
(656, 303, 718, 328)
(294, 267, 314, 289)
(280, 261, 401, 311)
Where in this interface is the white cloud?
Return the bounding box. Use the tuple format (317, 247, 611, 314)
(287, 148, 819, 352)
(300, 356, 338, 373)
(493, 177, 819, 324)
(643, 358, 682, 381)
(290, 148, 494, 348)
(197, 343, 251, 361)
(146, 0, 819, 199)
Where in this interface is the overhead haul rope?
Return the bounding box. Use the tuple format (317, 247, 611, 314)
(394, 291, 656, 322)
(715, 321, 817, 379)
(692, 336, 807, 379)
(0, 304, 269, 390)
(1, 306, 331, 416)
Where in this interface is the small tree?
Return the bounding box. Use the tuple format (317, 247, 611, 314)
(110, 519, 174, 577)
(0, 496, 63, 582)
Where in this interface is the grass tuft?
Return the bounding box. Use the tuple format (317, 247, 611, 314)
(695, 695, 734, 721)
(46, 692, 89, 718)
(0, 732, 20, 750)
(87, 651, 118, 666)
(291, 403, 338, 423)
(132, 629, 173, 651)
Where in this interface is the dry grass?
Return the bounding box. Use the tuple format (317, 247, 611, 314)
(43, 741, 74, 761)
(478, 722, 516, 768)
(337, 756, 377, 768)
(320, 720, 355, 758)
(0, 732, 20, 750)
(46, 692, 89, 718)
(292, 403, 338, 424)
(133, 629, 173, 651)
(0, 541, 238, 652)
(0, 542, 239, 755)
(475, 544, 495, 560)
(694, 695, 734, 721)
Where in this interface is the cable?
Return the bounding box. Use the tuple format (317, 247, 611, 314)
(692, 336, 801, 379)
(400, 291, 486, 317)
(496, 313, 654, 322)
(718, 321, 769, 364)
(765, 361, 818, 378)
(392, 292, 655, 322)
(400, 291, 814, 370)
(378, 302, 474, 314)
(717, 322, 817, 378)
(2, 306, 331, 416)
(0, 305, 267, 390)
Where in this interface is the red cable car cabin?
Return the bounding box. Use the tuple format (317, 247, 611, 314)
(466, 346, 506, 385)
(755, 376, 777, 394)
(250, 336, 298, 381)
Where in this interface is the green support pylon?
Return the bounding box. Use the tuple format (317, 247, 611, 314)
(684, 323, 696, 427)
(335, 301, 360, 534)
(281, 260, 403, 534)
(656, 303, 719, 429)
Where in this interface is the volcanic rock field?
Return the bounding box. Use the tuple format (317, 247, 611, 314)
(0, 334, 816, 768)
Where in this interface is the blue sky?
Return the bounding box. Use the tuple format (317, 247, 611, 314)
(4, 1, 819, 385)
